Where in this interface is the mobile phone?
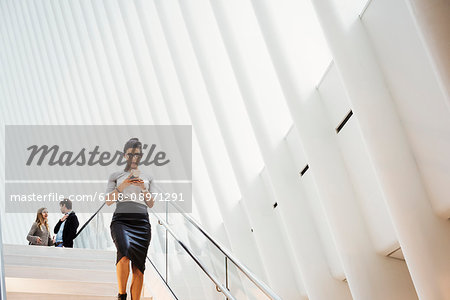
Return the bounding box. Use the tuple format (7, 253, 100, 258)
(130, 169, 140, 178)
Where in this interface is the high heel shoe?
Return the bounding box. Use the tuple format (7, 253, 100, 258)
(117, 293, 127, 300)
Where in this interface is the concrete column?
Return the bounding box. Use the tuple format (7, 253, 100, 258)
(149, 0, 269, 286)
(405, 0, 450, 98)
(250, 0, 418, 298)
(175, 0, 305, 297)
(207, 0, 353, 298)
(310, 0, 450, 299)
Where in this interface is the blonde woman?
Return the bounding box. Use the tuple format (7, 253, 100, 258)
(27, 207, 55, 246)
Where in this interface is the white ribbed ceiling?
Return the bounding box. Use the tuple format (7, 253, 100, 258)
(1, 0, 450, 299)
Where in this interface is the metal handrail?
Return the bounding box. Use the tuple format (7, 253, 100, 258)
(74, 203, 232, 299)
(146, 255, 179, 300)
(74, 202, 106, 239)
(74, 194, 280, 299)
(150, 211, 236, 300)
(166, 201, 282, 300)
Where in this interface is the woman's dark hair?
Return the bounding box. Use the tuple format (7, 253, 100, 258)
(123, 138, 142, 153)
(123, 138, 142, 171)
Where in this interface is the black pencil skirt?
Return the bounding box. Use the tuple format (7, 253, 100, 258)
(110, 202, 151, 274)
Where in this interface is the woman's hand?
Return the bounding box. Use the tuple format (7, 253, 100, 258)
(107, 173, 141, 206)
(117, 173, 139, 191)
(36, 237, 42, 244)
(130, 178, 146, 191)
(118, 179, 131, 192)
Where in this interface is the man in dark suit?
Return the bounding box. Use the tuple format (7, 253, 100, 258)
(54, 199, 79, 248)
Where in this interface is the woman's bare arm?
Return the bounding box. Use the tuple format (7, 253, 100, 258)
(105, 173, 132, 206)
(106, 189, 120, 206)
(143, 192, 155, 208)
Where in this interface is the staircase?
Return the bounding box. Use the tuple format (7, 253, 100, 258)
(3, 244, 154, 300)
(1, 210, 279, 300)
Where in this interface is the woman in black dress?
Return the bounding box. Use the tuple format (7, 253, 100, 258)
(106, 138, 155, 300)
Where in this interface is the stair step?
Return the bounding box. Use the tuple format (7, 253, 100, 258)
(5, 265, 117, 283)
(6, 278, 153, 299)
(4, 244, 155, 299)
(4, 254, 115, 271)
(3, 244, 116, 260)
(6, 277, 118, 296)
(7, 292, 132, 300)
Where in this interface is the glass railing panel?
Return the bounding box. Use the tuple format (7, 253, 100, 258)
(167, 212, 227, 286)
(97, 212, 115, 250)
(165, 232, 225, 300)
(73, 211, 114, 250)
(227, 262, 268, 300)
(73, 217, 96, 249)
(164, 204, 278, 300)
(72, 201, 278, 300)
(148, 213, 167, 282)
